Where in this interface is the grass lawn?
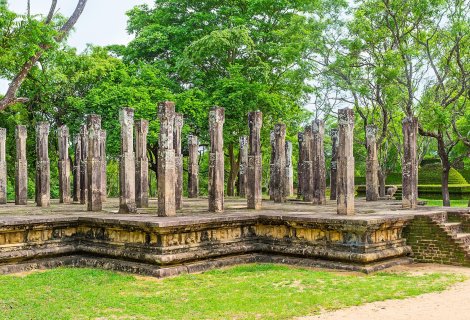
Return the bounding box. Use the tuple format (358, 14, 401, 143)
(420, 199, 469, 207)
(0, 264, 464, 320)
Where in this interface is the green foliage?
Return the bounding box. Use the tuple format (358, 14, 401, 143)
(0, 265, 463, 319)
(419, 163, 468, 185)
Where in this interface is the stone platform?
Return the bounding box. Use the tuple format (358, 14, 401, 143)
(0, 198, 454, 275)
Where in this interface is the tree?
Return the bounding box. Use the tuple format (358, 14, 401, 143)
(0, 0, 88, 110)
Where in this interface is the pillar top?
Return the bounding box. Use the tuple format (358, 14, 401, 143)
(239, 135, 248, 147)
(87, 114, 102, 129)
(338, 108, 354, 125)
(174, 113, 184, 128)
(312, 119, 324, 133)
(158, 101, 175, 120)
(0, 128, 6, 139)
(36, 122, 49, 134)
(80, 124, 88, 135)
(16, 124, 27, 135)
(119, 108, 134, 123)
(135, 119, 149, 132)
(402, 116, 418, 125)
(366, 124, 378, 139)
(57, 125, 69, 138)
(209, 106, 225, 126)
(188, 134, 198, 144)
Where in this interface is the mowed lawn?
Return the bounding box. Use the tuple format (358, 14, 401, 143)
(0, 264, 464, 320)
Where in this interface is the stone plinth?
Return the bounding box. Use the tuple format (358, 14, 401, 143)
(87, 115, 102, 211)
(297, 132, 304, 199)
(57, 125, 71, 204)
(285, 141, 294, 197)
(119, 108, 136, 214)
(36, 122, 50, 207)
(135, 120, 149, 208)
(238, 136, 248, 198)
(312, 119, 326, 205)
(402, 117, 418, 209)
(0, 128, 6, 204)
(247, 111, 262, 210)
(208, 107, 225, 213)
(15, 125, 27, 205)
(272, 123, 286, 203)
(188, 135, 199, 198)
(100, 130, 107, 202)
(330, 129, 338, 200)
(302, 125, 314, 202)
(366, 125, 379, 201)
(73, 136, 81, 202)
(337, 108, 355, 215)
(158, 101, 176, 216)
(79, 125, 88, 205)
(174, 113, 184, 210)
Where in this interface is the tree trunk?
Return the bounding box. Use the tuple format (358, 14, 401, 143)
(441, 163, 451, 207)
(226, 143, 239, 196)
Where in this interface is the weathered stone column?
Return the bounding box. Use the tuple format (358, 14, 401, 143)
(247, 111, 262, 210)
(15, 125, 27, 205)
(174, 113, 184, 210)
(36, 122, 50, 207)
(119, 108, 136, 213)
(188, 135, 199, 198)
(208, 106, 225, 213)
(135, 119, 149, 208)
(330, 129, 338, 200)
(269, 130, 275, 200)
(79, 125, 88, 204)
(285, 141, 294, 197)
(57, 125, 71, 204)
(87, 115, 102, 211)
(100, 130, 107, 202)
(366, 125, 379, 201)
(238, 136, 248, 197)
(0, 128, 6, 204)
(73, 136, 81, 202)
(312, 119, 326, 205)
(302, 126, 314, 202)
(337, 108, 355, 215)
(272, 123, 286, 203)
(402, 116, 418, 209)
(297, 132, 304, 199)
(158, 101, 176, 216)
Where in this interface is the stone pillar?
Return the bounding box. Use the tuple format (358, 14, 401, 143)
(36, 122, 50, 207)
(79, 125, 88, 204)
(297, 132, 304, 199)
(174, 113, 184, 210)
(73, 136, 81, 202)
(366, 125, 379, 201)
(15, 125, 27, 205)
(312, 119, 326, 205)
(302, 126, 314, 202)
(208, 106, 225, 213)
(100, 130, 107, 202)
(238, 136, 248, 197)
(330, 129, 338, 200)
(0, 128, 6, 204)
(402, 116, 418, 209)
(157, 101, 176, 216)
(247, 111, 262, 210)
(188, 135, 199, 198)
(135, 119, 149, 208)
(285, 141, 294, 197)
(272, 123, 286, 203)
(57, 125, 71, 204)
(119, 108, 136, 213)
(87, 115, 102, 211)
(269, 131, 275, 200)
(337, 108, 355, 215)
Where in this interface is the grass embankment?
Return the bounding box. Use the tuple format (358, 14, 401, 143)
(421, 199, 469, 207)
(0, 264, 464, 319)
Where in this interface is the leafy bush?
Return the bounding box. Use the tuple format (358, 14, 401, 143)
(418, 163, 468, 185)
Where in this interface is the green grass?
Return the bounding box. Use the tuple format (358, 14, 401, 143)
(0, 264, 464, 320)
(420, 198, 469, 207)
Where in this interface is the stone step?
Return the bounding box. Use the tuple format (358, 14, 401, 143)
(442, 222, 462, 234)
(454, 233, 470, 245)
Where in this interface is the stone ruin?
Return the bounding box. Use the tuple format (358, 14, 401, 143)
(0, 104, 421, 218)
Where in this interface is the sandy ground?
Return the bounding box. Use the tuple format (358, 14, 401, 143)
(298, 264, 470, 320)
